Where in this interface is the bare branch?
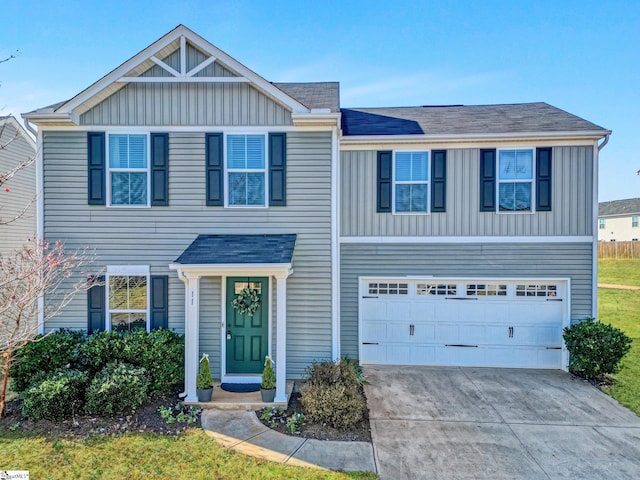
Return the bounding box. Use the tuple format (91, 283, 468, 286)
(0, 239, 102, 416)
(0, 50, 20, 65)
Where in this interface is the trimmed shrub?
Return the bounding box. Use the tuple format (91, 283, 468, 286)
(78, 329, 184, 395)
(85, 361, 149, 415)
(563, 319, 632, 380)
(196, 354, 213, 390)
(10, 330, 85, 392)
(138, 329, 184, 395)
(300, 359, 366, 429)
(21, 369, 88, 421)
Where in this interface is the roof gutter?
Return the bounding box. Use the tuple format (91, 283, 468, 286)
(340, 130, 612, 146)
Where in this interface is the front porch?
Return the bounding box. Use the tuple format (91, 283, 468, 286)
(189, 380, 295, 410)
(170, 234, 297, 405)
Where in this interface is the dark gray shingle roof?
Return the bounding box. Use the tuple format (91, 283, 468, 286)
(174, 234, 296, 264)
(273, 82, 340, 112)
(599, 198, 640, 217)
(341, 102, 609, 136)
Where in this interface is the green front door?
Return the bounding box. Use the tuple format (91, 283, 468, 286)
(226, 277, 269, 374)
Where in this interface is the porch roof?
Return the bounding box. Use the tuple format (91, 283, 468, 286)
(174, 234, 297, 265)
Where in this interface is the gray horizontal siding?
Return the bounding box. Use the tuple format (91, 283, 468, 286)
(42, 130, 332, 378)
(340, 243, 593, 359)
(0, 121, 36, 256)
(340, 146, 594, 237)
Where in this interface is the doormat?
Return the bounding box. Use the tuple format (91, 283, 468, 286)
(220, 383, 261, 393)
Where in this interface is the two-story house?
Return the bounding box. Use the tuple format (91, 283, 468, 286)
(598, 198, 640, 242)
(22, 26, 610, 403)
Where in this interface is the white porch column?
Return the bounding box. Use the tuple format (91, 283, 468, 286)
(275, 273, 288, 402)
(183, 273, 201, 403)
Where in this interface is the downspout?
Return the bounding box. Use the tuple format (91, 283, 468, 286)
(592, 134, 610, 321)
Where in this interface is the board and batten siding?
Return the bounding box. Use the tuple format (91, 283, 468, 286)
(42, 130, 332, 377)
(79, 82, 292, 126)
(0, 120, 36, 256)
(340, 146, 593, 237)
(340, 243, 593, 359)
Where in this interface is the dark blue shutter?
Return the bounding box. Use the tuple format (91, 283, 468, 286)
(377, 151, 392, 213)
(87, 132, 105, 205)
(536, 147, 552, 211)
(269, 133, 287, 206)
(480, 149, 496, 212)
(151, 133, 169, 206)
(87, 276, 105, 334)
(206, 133, 224, 206)
(150, 275, 169, 330)
(431, 150, 447, 212)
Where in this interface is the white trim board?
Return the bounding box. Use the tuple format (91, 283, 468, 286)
(340, 236, 593, 244)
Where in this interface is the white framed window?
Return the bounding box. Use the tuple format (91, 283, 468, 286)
(632, 216, 638, 228)
(497, 149, 534, 213)
(107, 134, 149, 207)
(394, 151, 429, 213)
(106, 265, 150, 332)
(226, 134, 267, 207)
(598, 218, 605, 229)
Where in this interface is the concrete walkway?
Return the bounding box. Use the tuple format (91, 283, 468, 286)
(598, 283, 640, 290)
(364, 365, 640, 480)
(201, 409, 377, 473)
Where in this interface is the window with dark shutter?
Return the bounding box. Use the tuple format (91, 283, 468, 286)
(150, 275, 169, 330)
(87, 132, 106, 205)
(479, 149, 496, 211)
(206, 133, 224, 206)
(269, 133, 286, 206)
(377, 151, 392, 213)
(431, 150, 447, 212)
(536, 147, 552, 211)
(87, 276, 105, 334)
(150, 133, 169, 206)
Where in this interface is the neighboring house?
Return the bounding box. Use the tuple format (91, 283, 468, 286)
(598, 198, 640, 241)
(22, 25, 610, 403)
(0, 115, 36, 256)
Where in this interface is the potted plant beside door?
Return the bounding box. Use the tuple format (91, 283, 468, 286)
(260, 356, 276, 402)
(196, 354, 214, 402)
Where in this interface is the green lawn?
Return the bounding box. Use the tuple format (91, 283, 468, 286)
(0, 429, 376, 480)
(598, 258, 640, 286)
(597, 259, 640, 415)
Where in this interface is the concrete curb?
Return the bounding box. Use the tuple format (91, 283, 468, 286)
(201, 410, 377, 473)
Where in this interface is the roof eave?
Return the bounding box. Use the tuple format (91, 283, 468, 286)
(169, 262, 293, 277)
(292, 112, 341, 127)
(340, 130, 612, 145)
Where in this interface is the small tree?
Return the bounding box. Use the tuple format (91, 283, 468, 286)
(0, 239, 100, 416)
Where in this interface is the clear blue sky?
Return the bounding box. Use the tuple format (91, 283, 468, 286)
(1, 0, 638, 201)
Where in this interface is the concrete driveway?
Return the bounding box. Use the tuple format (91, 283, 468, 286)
(364, 366, 640, 480)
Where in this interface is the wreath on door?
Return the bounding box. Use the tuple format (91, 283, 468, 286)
(232, 286, 261, 316)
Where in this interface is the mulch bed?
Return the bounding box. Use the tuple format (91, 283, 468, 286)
(0, 391, 201, 437)
(256, 381, 371, 442)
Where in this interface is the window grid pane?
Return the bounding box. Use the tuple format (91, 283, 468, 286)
(394, 151, 429, 213)
(109, 275, 148, 331)
(227, 135, 266, 206)
(108, 134, 148, 206)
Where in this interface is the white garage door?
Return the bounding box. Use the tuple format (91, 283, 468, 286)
(359, 277, 569, 369)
